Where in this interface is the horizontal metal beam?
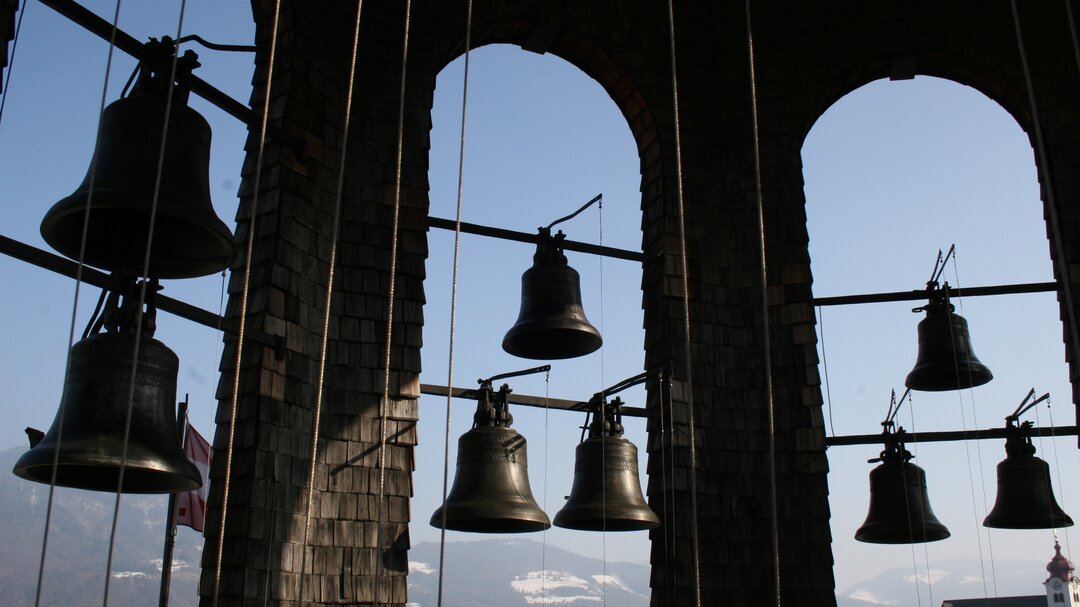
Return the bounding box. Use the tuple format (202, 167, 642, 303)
(0, 234, 283, 356)
(419, 383, 650, 418)
(427, 216, 645, 263)
(811, 282, 1057, 307)
(37, 0, 305, 158)
(826, 425, 1078, 447)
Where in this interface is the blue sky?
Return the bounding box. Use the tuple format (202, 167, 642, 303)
(1, 1, 1076, 603)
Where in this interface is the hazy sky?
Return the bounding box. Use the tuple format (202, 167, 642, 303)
(1, 2, 1076, 604)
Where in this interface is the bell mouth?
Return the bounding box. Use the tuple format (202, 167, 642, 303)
(13, 457, 201, 494)
(12, 331, 200, 494)
(430, 426, 551, 533)
(39, 94, 235, 279)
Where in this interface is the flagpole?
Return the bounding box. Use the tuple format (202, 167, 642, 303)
(159, 396, 189, 607)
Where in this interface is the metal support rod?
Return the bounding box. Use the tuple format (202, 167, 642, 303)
(427, 215, 644, 263)
(0, 234, 284, 358)
(811, 281, 1057, 306)
(36, 0, 306, 159)
(826, 424, 1078, 447)
(546, 193, 603, 230)
(419, 383, 650, 419)
(482, 364, 551, 385)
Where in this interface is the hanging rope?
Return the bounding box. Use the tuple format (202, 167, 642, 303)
(1009, 0, 1080, 448)
(103, 4, 191, 604)
(435, 1, 472, 604)
(663, 1, 701, 605)
(296, 1, 366, 603)
(375, 1, 412, 604)
(34, 2, 125, 605)
(212, 0, 282, 604)
(742, 2, 782, 604)
(0, 0, 28, 129)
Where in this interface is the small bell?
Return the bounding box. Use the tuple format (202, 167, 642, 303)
(431, 382, 550, 533)
(554, 397, 659, 531)
(40, 47, 234, 279)
(905, 285, 992, 391)
(984, 420, 1073, 529)
(502, 228, 602, 360)
(855, 431, 950, 544)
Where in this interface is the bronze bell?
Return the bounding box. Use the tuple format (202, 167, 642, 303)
(554, 397, 659, 531)
(431, 382, 550, 532)
(502, 228, 602, 360)
(40, 50, 234, 279)
(984, 421, 1073, 529)
(905, 289, 992, 391)
(13, 329, 201, 493)
(856, 434, 950, 544)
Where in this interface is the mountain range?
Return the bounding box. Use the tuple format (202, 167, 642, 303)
(0, 445, 1057, 606)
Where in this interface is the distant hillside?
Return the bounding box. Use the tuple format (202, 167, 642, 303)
(0, 446, 203, 606)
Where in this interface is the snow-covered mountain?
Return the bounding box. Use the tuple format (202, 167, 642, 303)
(837, 559, 1049, 607)
(406, 539, 652, 607)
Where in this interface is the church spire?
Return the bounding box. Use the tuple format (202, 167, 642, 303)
(1047, 541, 1075, 584)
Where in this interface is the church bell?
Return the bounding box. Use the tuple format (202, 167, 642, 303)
(502, 228, 602, 360)
(905, 285, 992, 392)
(983, 419, 1073, 529)
(855, 432, 950, 544)
(553, 397, 659, 531)
(13, 288, 200, 493)
(430, 381, 550, 533)
(40, 48, 235, 279)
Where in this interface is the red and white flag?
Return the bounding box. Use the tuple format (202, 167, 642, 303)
(175, 423, 211, 532)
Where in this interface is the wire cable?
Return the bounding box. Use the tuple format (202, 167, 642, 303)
(1009, 0, 1080, 451)
(104, 4, 191, 605)
(947, 252, 997, 599)
(664, 1, 702, 604)
(743, 2, 783, 604)
(816, 306, 837, 438)
(295, 1, 366, 603)
(436, 1, 472, 604)
(375, 1, 412, 603)
(34, 2, 125, 604)
(1044, 399, 1073, 557)
(211, 1, 282, 604)
(657, 369, 674, 607)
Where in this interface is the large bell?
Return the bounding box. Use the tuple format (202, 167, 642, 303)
(40, 59, 234, 279)
(905, 298, 992, 391)
(855, 443, 950, 544)
(13, 330, 201, 493)
(431, 383, 550, 532)
(502, 229, 602, 360)
(554, 399, 659, 531)
(983, 426, 1073, 529)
